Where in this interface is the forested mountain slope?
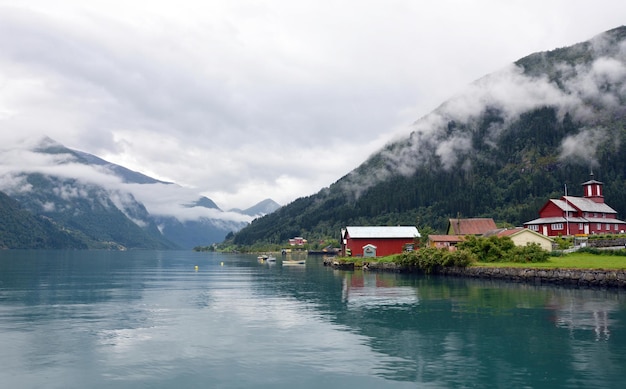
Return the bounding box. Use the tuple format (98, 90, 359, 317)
(0, 190, 87, 249)
(232, 26, 626, 245)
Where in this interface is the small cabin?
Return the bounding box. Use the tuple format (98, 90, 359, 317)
(341, 226, 420, 257)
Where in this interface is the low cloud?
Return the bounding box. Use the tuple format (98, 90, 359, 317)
(0, 140, 254, 225)
(342, 30, 626, 199)
(558, 127, 615, 167)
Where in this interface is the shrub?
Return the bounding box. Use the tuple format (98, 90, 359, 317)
(577, 247, 626, 256)
(458, 235, 549, 263)
(395, 247, 476, 273)
(509, 243, 550, 263)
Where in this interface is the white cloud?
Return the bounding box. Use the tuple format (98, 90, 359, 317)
(558, 127, 615, 167)
(0, 1, 626, 209)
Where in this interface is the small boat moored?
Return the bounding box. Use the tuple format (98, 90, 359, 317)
(282, 259, 305, 266)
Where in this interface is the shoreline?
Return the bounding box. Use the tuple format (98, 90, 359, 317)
(323, 258, 626, 289)
(436, 266, 626, 289)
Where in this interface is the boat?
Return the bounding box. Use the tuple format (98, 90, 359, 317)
(266, 256, 277, 263)
(257, 254, 269, 263)
(282, 259, 305, 266)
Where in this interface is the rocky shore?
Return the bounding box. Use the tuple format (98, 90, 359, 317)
(437, 266, 626, 288)
(323, 258, 626, 288)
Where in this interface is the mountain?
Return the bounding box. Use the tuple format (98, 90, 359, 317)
(0, 137, 261, 249)
(232, 199, 282, 218)
(232, 26, 626, 245)
(3, 171, 177, 250)
(35, 136, 171, 185)
(0, 190, 87, 249)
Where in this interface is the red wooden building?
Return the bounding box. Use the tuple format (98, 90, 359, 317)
(524, 174, 626, 237)
(341, 226, 420, 257)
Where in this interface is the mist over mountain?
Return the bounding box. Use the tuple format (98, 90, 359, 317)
(232, 26, 626, 245)
(0, 138, 276, 249)
(230, 199, 282, 218)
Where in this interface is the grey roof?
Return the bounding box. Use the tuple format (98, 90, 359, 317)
(550, 199, 576, 212)
(584, 217, 626, 224)
(345, 226, 420, 239)
(524, 216, 626, 225)
(524, 217, 586, 225)
(562, 196, 616, 214)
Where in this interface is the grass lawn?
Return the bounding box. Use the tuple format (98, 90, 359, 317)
(474, 252, 626, 270)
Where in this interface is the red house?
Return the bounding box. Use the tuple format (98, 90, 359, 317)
(341, 226, 420, 257)
(524, 174, 626, 237)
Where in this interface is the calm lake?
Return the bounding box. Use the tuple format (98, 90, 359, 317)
(1, 250, 625, 388)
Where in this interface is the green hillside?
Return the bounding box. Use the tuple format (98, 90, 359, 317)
(6, 173, 178, 250)
(0, 191, 87, 249)
(232, 26, 626, 246)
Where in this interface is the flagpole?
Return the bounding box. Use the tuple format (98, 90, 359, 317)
(565, 183, 570, 236)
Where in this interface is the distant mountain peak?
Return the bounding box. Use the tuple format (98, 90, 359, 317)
(32, 135, 67, 153)
(185, 197, 221, 210)
(237, 198, 281, 217)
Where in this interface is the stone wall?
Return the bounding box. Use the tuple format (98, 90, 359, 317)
(437, 266, 626, 288)
(325, 257, 626, 288)
(587, 237, 626, 248)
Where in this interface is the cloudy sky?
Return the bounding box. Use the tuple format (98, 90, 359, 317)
(0, 1, 625, 210)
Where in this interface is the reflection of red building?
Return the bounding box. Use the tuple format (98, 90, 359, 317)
(524, 174, 626, 237)
(341, 226, 420, 257)
(341, 273, 418, 308)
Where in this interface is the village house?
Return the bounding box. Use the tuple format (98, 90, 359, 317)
(427, 218, 496, 251)
(524, 174, 626, 237)
(428, 235, 465, 250)
(341, 226, 420, 257)
(447, 218, 497, 235)
(483, 227, 554, 251)
(288, 236, 307, 246)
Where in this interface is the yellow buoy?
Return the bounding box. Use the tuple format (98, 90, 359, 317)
(220, 262, 224, 266)
(194, 265, 199, 271)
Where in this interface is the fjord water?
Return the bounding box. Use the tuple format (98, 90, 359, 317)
(1, 251, 625, 388)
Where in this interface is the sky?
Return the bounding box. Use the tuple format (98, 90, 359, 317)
(1, 1, 625, 211)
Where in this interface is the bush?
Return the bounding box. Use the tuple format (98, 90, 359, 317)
(394, 247, 476, 273)
(458, 235, 549, 263)
(577, 247, 626, 256)
(509, 243, 550, 263)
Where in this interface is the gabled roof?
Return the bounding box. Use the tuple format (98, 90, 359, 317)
(500, 227, 552, 240)
(428, 235, 465, 243)
(484, 227, 554, 241)
(561, 196, 616, 214)
(549, 199, 577, 212)
(448, 218, 497, 235)
(344, 226, 420, 239)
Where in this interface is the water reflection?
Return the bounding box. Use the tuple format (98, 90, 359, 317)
(546, 291, 617, 341)
(341, 272, 419, 309)
(325, 270, 626, 387)
(1, 251, 625, 388)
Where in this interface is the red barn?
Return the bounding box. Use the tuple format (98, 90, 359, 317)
(341, 226, 420, 257)
(524, 174, 626, 237)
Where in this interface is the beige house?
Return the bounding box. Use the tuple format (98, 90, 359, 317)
(485, 227, 554, 251)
